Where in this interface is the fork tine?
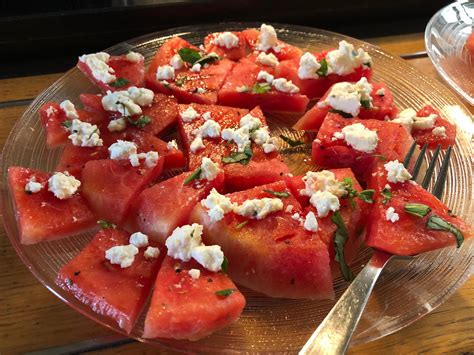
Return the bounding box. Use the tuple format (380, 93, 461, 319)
(411, 143, 428, 180)
(421, 144, 441, 189)
(432, 146, 452, 199)
(403, 141, 417, 168)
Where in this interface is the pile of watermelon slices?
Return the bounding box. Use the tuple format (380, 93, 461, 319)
(7, 24, 473, 341)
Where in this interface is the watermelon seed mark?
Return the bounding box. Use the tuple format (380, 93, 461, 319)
(74, 271, 81, 276)
(290, 278, 295, 285)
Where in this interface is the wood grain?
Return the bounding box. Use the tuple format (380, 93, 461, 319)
(0, 33, 472, 354)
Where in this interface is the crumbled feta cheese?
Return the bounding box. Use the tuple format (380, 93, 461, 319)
(201, 188, 234, 222)
(105, 244, 139, 268)
(79, 52, 116, 83)
(109, 140, 138, 160)
(191, 245, 224, 272)
(257, 52, 279, 67)
(376, 88, 385, 96)
(384, 184, 391, 190)
(200, 157, 221, 181)
(107, 117, 127, 132)
(332, 131, 344, 141)
(240, 113, 261, 131)
(196, 88, 206, 94)
(309, 191, 340, 217)
(25, 176, 43, 194)
(180, 106, 200, 122)
(221, 127, 251, 152)
(167, 139, 178, 150)
(188, 268, 201, 280)
(68, 119, 103, 147)
(325, 40, 372, 76)
(190, 136, 205, 152)
(214, 32, 239, 49)
(202, 111, 212, 120)
(165, 223, 203, 262)
(385, 207, 399, 223)
(291, 212, 301, 220)
(263, 141, 277, 153)
(285, 204, 294, 213)
(304, 211, 319, 232)
(144, 246, 160, 259)
(392, 108, 417, 131)
(341, 123, 378, 153)
(301, 170, 346, 197)
(170, 54, 184, 70)
(126, 51, 143, 63)
(236, 85, 249, 93)
(257, 24, 280, 52)
(102, 87, 154, 116)
(59, 100, 79, 120)
(48, 172, 81, 199)
(413, 114, 437, 130)
(191, 63, 201, 72)
(272, 78, 300, 94)
(257, 70, 274, 84)
(432, 126, 447, 138)
(128, 151, 159, 168)
(233, 198, 284, 219)
(156, 65, 175, 80)
(252, 127, 270, 145)
(199, 119, 221, 138)
(129, 232, 149, 248)
(46, 105, 57, 117)
(384, 160, 412, 183)
(298, 52, 321, 80)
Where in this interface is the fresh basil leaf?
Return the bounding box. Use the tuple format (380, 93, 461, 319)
(358, 189, 375, 203)
(381, 187, 392, 205)
(342, 177, 357, 210)
(279, 134, 305, 147)
(331, 211, 354, 281)
(263, 189, 290, 198)
(127, 115, 151, 128)
(252, 82, 272, 94)
(404, 203, 431, 218)
(221, 256, 229, 273)
(183, 167, 202, 186)
(328, 109, 353, 118)
(235, 220, 249, 230)
(195, 52, 219, 66)
(97, 220, 116, 229)
(426, 215, 464, 248)
(317, 58, 328, 76)
(178, 47, 201, 64)
(222, 144, 253, 165)
(215, 288, 237, 297)
(360, 99, 371, 109)
(61, 120, 72, 129)
(110, 77, 129, 88)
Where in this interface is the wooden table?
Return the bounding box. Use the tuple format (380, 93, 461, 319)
(1, 33, 472, 354)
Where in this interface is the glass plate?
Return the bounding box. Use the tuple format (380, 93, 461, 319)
(425, 0, 474, 105)
(1, 23, 473, 353)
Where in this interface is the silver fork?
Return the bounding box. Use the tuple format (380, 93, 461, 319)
(300, 143, 452, 355)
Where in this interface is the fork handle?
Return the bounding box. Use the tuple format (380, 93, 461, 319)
(299, 252, 393, 355)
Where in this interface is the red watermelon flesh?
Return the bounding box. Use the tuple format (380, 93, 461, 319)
(80, 93, 107, 115)
(203, 31, 248, 61)
(56, 144, 109, 179)
(143, 256, 245, 340)
(7, 167, 96, 245)
(312, 113, 414, 182)
(293, 82, 397, 132)
(81, 157, 164, 225)
(218, 57, 309, 113)
(56, 228, 163, 333)
(411, 105, 456, 149)
(189, 181, 334, 299)
(366, 164, 473, 255)
(128, 171, 224, 244)
(241, 28, 302, 61)
(77, 53, 145, 93)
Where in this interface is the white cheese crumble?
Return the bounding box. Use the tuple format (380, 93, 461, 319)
(191, 245, 224, 272)
(170, 54, 184, 70)
(107, 117, 127, 132)
(46, 105, 57, 117)
(126, 51, 143, 63)
(129, 151, 159, 168)
(144, 246, 161, 259)
(196, 88, 206, 94)
(384, 160, 412, 183)
(291, 212, 301, 220)
(221, 127, 251, 152)
(190, 136, 205, 152)
(188, 268, 201, 280)
(257, 70, 274, 84)
(166, 223, 203, 262)
(325, 40, 372, 76)
(233, 198, 284, 219)
(309, 190, 340, 217)
(191, 63, 201, 72)
(341, 123, 378, 153)
(263, 140, 277, 153)
(300, 170, 346, 197)
(129, 232, 149, 248)
(200, 157, 221, 181)
(236, 85, 249, 93)
(252, 127, 270, 145)
(102, 87, 154, 116)
(432, 126, 447, 138)
(214, 32, 239, 49)
(376, 88, 385, 96)
(257, 24, 280, 52)
(109, 140, 138, 160)
(332, 131, 344, 141)
(202, 111, 212, 120)
(105, 244, 139, 268)
(167, 139, 178, 150)
(285, 204, 294, 213)
(257, 52, 279, 67)
(391, 109, 438, 131)
(385, 207, 399, 223)
(25, 176, 43, 194)
(304, 211, 319, 232)
(272, 78, 300, 94)
(60, 100, 79, 120)
(412, 114, 438, 130)
(68, 119, 103, 147)
(79, 52, 116, 84)
(298, 52, 321, 80)
(156, 65, 175, 80)
(199, 119, 221, 138)
(180, 106, 200, 122)
(240, 113, 261, 131)
(201, 188, 235, 222)
(48, 172, 81, 200)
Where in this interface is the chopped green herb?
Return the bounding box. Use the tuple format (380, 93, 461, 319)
(342, 178, 358, 210)
(110, 77, 130, 88)
(358, 189, 375, 203)
(183, 167, 202, 185)
(61, 120, 72, 129)
(355, 154, 386, 162)
(222, 144, 253, 165)
(127, 115, 151, 128)
(279, 134, 305, 147)
(263, 189, 290, 198)
(317, 58, 328, 76)
(162, 81, 171, 89)
(177, 47, 201, 64)
(215, 288, 237, 297)
(381, 187, 392, 205)
(331, 211, 354, 281)
(97, 220, 117, 229)
(175, 76, 187, 87)
(404, 203, 431, 218)
(195, 52, 219, 66)
(221, 256, 229, 273)
(360, 99, 371, 109)
(235, 220, 249, 230)
(427, 215, 464, 248)
(252, 82, 272, 94)
(328, 109, 353, 118)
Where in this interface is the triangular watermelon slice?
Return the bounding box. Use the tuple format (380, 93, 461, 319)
(8, 167, 96, 245)
(56, 228, 163, 333)
(143, 255, 245, 340)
